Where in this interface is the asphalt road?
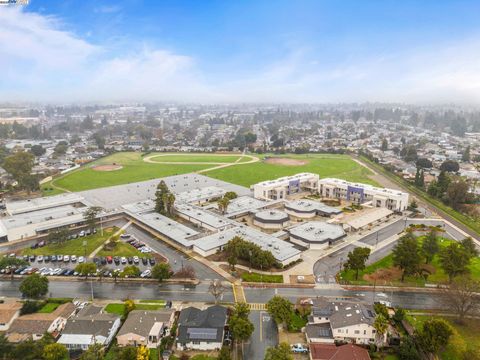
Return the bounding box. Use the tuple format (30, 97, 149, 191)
(0, 279, 234, 303)
(0, 280, 445, 310)
(244, 311, 278, 360)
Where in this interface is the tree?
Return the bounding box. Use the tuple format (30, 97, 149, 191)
(208, 279, 226, 304)
(155, 181, 175, 216)
(373, 314, 388, 346)
(414, 168, 424, 188)
(47, 227, 70, 245)
(42, 343, 69, 360)
(30, 144, 45, 157)
(381, 138, 388, 151)
(0, 256, 28, 280)
(440, 160, 460, 173)
(0, 334, 13, 359)
(75, 263, 97, 280)
(229, 306, 254, 358)
(397, 336, 421, 360)
(437, 170, 451, 195)
(439, 243, 471, 281)
(120, 265, 140, 278)
(217, 346, 231, 360)
(19, 273, 49, 299)
(11, 339, 37, 360)
(392, 308, 406, 324)
(264, 343, 293, 360)
(460, 237, 479, 259)
(54, 142, 68, 155)
(417, 318, 453, 354)
(422, 229, 439, 263)
(224, 191, 238, 200)
(79, 343, 104, 360)
(244, 132, 257, 144)
(400, 144, 417, 162)
(416, 157, 433, 169)
(392, 234, 422, 281)
(83, 206, 103, 232)
(3, 151, 36, 190)
(267, 296, 292, 328)
(446, 178, 469, 210)
(440, 276, 480, 324)
(217, 197, 230, 215)
(462, 146, 471, 162)
(344, 247, 371, 280)
(124, 299, 136, 317)
(136, 345, 149, 360)
(151, 263, 172, 282)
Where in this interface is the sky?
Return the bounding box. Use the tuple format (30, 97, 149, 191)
(1, 0, 480, 104)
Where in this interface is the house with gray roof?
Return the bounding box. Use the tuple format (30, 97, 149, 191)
(306, 297, 384, 346)
(57, 305, 121, 351)
(176, 305, 227, 351)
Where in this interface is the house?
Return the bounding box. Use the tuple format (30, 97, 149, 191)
(0, 302, 22, 331)
(57, 305, 121, 351)
(306, 297, 384, 346)
(7, 302, 75, 343)
(176, 305, 227, 351)
(117, 309, 175, 348)
(309, 343, 371, 360)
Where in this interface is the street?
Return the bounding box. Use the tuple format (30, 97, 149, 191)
(244, 311, 278, 360)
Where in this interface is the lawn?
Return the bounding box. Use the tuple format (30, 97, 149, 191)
(42, 152, 213, 193)
(38, 302, 60, 313)
(22, 227, 118, 256)
(287, 311, 308, 332)
(207, 153, 378, 188)
(42, 152, 378, 194)
(406, 313, 480, 359)
(339, 237, 480, 286)
(104, 303, 165, 316)
(96, 241, 151, 259)
(241, 272, 283, 283)
(147, 153, 245, 163)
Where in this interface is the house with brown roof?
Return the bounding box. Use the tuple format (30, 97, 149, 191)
(0, 302, 22, 332)
(117, 309, 175, 348)
(6, 302, 75, 343)
(309, 343, 371, 360)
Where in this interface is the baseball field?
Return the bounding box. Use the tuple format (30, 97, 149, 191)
(41, 152, 378, 195)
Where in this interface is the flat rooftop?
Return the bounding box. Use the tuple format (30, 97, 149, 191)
(289, 221, 346, 244)
(254, 209, 289, 222)
(219, 196, 275, 217)
(176, 186, 225, 203)
(6, 193, 85, 215)
(285, 199, 342, 215)
(194, 225, 301, 263)
(254, 172, 318, 187)
(176, 203, 233, 230)
(340, 207, 393, 230)
(320, 178, 407, 197)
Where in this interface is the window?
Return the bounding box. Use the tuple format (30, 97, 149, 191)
(354, 330, 360, 334)
(364, 330, 367, 335)
(337, 329, 343, 333)
(372, 330, 376, 334)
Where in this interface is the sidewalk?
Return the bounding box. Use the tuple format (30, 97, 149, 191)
(88, 221, 131, 259)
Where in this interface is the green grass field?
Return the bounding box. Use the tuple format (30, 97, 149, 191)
(96, 242, 151, 259)
(241, 272, 284, 283)
(340, 237, 480, 286)
(22, 227, 117, 256)
(147, 153, 245, 163)
(406, 313, 480, 359)
(41, 152, 377, 194)
(207, 153, 378, 187)
(104, 303, 165, 316)
(38, 302, 60, 313)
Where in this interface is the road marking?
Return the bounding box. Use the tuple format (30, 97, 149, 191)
(259, 311, 263, 341)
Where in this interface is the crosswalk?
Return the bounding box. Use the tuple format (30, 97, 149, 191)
(248, 303, 267, 310)
(232, 283, 246, 303)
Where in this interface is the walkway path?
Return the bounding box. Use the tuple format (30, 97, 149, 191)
(88, 221, 131, 259)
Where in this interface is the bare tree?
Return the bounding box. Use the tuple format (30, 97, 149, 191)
(440, 276, 480, 324)
(208, 279, 226, 304)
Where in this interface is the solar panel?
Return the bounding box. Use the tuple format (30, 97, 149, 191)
(187, 328, 218, 340)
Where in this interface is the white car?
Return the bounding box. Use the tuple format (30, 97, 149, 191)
(133, 256, 139, 264)
(64, 255, 70, 262)
(140, 269, 151, 278)
(121, 257, 127, 264)
(57, 255, 63, 261)
(37, 255, 44, 262)
(79, 231, 85, 237)
(71, 255, 77, 262)
(78, 256, 85, 263)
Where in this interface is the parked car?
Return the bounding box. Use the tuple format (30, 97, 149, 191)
(100, 257, 107, 265)
(149, 258, 156, 265)
(120, 257, 127, 264)
(120, 234, 130, 239)
(291, 344, 309, 354)
(37, 255, 44, 262)
(57, 255, 63, 262)
(51, 255, 57, 262)
(71, 255, 77, 262)
(78, 256, 85, 263)
(44, 255, 50, 262)
(113, 256, 120, 265)
(141, 257, 148, 265)
(140, 269, 151, 278)
(64, 255, 70, 263)
(133, 256, 139, 264)
(127, 257, 133, 264)
(106, 256, 113, 264)
(79, 231, 85, 237)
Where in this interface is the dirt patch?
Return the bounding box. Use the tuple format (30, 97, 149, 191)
(264, 157, 309, 166)
(92, 164, 123, 172)
(364, 267, 403, 284)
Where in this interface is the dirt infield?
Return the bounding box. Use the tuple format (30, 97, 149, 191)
(92, 164, 123, 172)
(264, 157, 309, 166)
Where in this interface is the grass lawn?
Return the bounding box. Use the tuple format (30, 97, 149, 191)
(96, 241, 151, 259)
(38, 302, 60, 313)
(43, 152, 213, 193)
(190, 356, 217, 360)
(147, 153, 245, 163)
(22, 227, 118, 256)
(207, 153, 378, 188)
(287, 311, 308, 332)
(241, 272, 283, 283)
(104, 303, 165, 316)
(42, 152, 378, 194)
(339, 237, 480, 286)
(406, 313, 480, 359)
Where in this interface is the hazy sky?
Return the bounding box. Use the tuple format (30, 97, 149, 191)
(2, 0, 480, 103)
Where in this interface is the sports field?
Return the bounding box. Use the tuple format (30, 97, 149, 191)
(41, 152, 378, 194)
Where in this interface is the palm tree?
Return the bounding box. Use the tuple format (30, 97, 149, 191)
(373, 314, 389, 348)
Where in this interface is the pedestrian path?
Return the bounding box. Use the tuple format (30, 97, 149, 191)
(249, 303, 266, 311)
(232, 282, 246, 303)
(88, 221, 132, 259)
